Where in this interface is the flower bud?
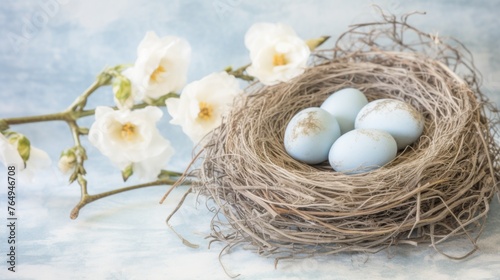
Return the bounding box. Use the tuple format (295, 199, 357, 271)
(6, 132, 31, 163)
(16, 136, 31, 163)
(113, 74, 133, 109)
(121, 163, 134, 182)
(58, 149, 77, 174)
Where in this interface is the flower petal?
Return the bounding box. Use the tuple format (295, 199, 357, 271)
(0, 134, 24, 170)
(88, 106, 174, 176)
(166, 72, 242, 144)
(245, 22, 310, 85)
(127, 31, 191, 100)
(133, 141, 174, 180)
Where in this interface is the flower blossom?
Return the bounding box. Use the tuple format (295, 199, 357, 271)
(0, 133, 23, 168)
(245, 22, 310, 86)
(0, 133, 51, 180)
(125, 31, 191, 101)
(58, 148, 77, 174)
(88, 106, 174, 180)
(166, 71, 242, 144)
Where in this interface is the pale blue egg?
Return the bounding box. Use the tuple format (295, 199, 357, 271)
(329, 128, 397, 174)
(320, 88, 368, 134)
(355, 99, 424, 150)
(284, 107, 341, 164)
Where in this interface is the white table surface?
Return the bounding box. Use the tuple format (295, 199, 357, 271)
(1, 1, 499, 279)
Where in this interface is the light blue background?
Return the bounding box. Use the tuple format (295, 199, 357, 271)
(1, 1, 499, 279)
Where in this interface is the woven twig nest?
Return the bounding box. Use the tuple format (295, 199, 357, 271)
(187, 12, 500, 259)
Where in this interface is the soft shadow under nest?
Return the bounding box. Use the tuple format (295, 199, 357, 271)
(173, 12, 500, 260)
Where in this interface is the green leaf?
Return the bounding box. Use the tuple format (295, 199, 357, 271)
(15, 135, 31, 163)
(121, 164, 134, 182)
(68, 172, 78, 184)
(306, 36, 330, 51)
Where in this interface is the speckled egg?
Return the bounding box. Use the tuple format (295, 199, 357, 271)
(329, 128, 398, 174)
(355, 99, 424, 149)
(284, 107, 341, 164)
(320, 88, 368, 134)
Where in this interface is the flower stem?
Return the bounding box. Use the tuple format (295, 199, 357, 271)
(67, 80, 103, 112)
(225, 63, 254, 81)
(2, 112, 69, 125)
(2, 100, 170, 127)
(69, 178, 191, 219)
(1, 68, 118, 127)
(1, 79, 105, 127)
(68, 121, 82, 145)
(0, 66, 186, 219)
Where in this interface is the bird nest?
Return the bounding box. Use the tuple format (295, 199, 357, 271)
(170, 12, 500, 261)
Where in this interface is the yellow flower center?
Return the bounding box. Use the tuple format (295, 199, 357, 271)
(121, 122, 137, 141)
(150, 65, 166, 82)
(273, 53, 288, 66)
(198, 102, 213, 121)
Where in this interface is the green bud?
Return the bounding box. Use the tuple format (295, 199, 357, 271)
(113, 75, 132, 108)
(121, 164, 134, 182)
(7, 133, 31, 163)
(97, 64, 133, 87)
(58, 148, 77, 174)
(17, 136, 31, 163)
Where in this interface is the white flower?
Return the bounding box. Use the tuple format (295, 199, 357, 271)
(245, 22, 310, 86)
(125, 31, 191, 101)
(166, 72, 242, 144)
(88, 106, 174, 180)
(0, 133, 51, 180)
(22, 146, 51, 179)
(0, 133, 24, 168)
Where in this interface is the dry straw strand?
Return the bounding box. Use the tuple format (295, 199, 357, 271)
(167, 10, 500, 262)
